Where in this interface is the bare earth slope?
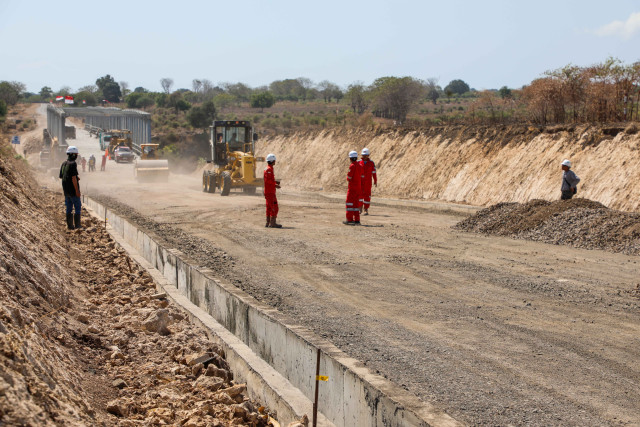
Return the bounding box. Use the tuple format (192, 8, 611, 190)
(257, 124, 640, 212)
(1, 117, 275, 426)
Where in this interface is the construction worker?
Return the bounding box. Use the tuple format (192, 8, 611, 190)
(561, 159, 580, 200)
(264, 153, 282, 228)
(59, 146, 82, 230)
(80, 156, 87, 172)
(100, 151, 107, 171)
(358, 148, 377, 215)
(344, 150, 362, 225)
(88, 154, 96, 172)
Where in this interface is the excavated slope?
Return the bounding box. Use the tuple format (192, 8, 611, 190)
(257, 124, 640, 212)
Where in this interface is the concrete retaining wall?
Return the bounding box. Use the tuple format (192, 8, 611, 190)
(85, 197, 461, 427)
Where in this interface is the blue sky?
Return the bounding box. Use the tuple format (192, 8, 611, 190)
(1, 0, 638, 94)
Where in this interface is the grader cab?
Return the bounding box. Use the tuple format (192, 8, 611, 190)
(202, 121, 263, 196)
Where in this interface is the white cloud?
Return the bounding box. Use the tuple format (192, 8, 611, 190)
(594, 11, 640, 40)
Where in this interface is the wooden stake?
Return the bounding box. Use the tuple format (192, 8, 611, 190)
(313, 348, 320, 427)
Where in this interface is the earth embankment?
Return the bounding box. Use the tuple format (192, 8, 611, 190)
(257, 124, 640, 212)
(0, 121, 276, 425)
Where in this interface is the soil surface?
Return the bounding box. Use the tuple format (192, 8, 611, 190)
(1, 106, 286, 427)
(455, 198, 640, 255)
(29, 105, 640, 426)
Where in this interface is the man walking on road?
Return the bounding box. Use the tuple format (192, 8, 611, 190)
(264, 153, 282, 228)
(59, 146, 82, 230)
(561, 159, 580, 200)
(344, 150, 363, 225)
(358, 148, 377, 215)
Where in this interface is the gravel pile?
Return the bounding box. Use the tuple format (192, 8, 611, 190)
(454, 198, 640, 255)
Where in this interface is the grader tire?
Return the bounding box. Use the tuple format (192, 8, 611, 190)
(202, 172, 209, 192)
(221, 171, 232, 196)
(208, 173, 217, 193)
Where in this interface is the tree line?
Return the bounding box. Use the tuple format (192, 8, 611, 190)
(2, 57, 639, 127)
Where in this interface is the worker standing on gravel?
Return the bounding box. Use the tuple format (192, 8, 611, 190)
(561, 159, 580, 200)
(345, 150, 363, 225)
(100, 152, 107, 171)
(358, 148, 377, 216)
(264, 153, 282, 228)
(59, 146, 82, 230)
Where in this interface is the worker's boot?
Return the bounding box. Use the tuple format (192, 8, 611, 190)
(66, 213, 74, 230)
(269, 216, 282, 228)
(265, 216, 271, 227)
(73, 214, 82, 230)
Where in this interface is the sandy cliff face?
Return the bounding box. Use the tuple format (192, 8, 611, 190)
(257, 125, 640, 212)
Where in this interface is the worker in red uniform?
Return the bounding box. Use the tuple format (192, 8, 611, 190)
(264, 153, 282, 228)
(344, 150, 363, 225)
(358, 147, 377, 215)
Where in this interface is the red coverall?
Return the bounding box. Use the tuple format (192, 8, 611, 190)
(359, 159, 377, 211)
(264, 164, 278, 218)
(346, 161, 363, 222)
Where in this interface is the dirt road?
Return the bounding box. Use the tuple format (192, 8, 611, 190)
(37, 112, 640, 426)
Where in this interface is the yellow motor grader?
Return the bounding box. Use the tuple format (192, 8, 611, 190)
(107, 130, 132, 159)
(202, 120, 263, 196)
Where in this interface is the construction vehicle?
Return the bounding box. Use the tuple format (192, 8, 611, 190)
(39, 131, 68, 173)
(107, 130, 132, 159)
(202, 120, 263, 196)
(134, 143, 169, 181)
(98, 130, 112, 150)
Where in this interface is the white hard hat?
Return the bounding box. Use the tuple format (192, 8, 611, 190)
(66, 146, 78, 154)
(266, 153, 276, 162)
(361, 148, 370, 156)
(561, 159, 572, 167)
(348, 150, 358, 159)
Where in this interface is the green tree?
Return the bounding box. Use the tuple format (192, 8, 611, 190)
(0, 100, 7, 121)
(134, 86, 148, 93)
(269, 79, 305, 101)
(214, 93, 236, 112)
(187, 106, 209, 130)
(126, 92, 143, 108)
(223, 82, 252, 102)
(0, 81, 22, 105)
(498, 86, 512, 99)
(136, 95, 155, 110)
(345, 82, 369, 114)
(250, 91, 275, 112)
(370, 76, 424, 122)
(444, 79, 470, 95)
(155, 93, 168, 108)
(202, 100, 217, 122)
(40, 86, 53, 100)
(74, 91, 97, 106)
(96, 74, 122, 103)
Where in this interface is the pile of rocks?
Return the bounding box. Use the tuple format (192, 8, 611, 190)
(64, 214, 280, 426)
(455, 198, 640, 254)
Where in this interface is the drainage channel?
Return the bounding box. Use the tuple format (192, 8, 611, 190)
(84, 196, 463, 427)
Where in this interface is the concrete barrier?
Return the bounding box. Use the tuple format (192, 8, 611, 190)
(85, 196, 462, 427)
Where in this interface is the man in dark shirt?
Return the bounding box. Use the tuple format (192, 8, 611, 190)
(59, 146, 82, 229)
(560, 159, 580, 200)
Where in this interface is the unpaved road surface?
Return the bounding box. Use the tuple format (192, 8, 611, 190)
(37, 110, 640, 426)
